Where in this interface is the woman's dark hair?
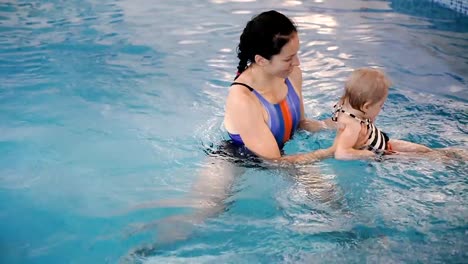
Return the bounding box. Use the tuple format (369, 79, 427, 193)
(236, 10, 297, 79)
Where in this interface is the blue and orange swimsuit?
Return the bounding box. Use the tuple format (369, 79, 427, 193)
(227, 78, 302, 150)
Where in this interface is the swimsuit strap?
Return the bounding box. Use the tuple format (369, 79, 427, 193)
(231, 82, 254, 91)
(230, 80, 283, 108)
(332, 104, 370, 125)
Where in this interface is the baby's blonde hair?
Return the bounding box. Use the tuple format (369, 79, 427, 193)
(341, 68, 392, 110)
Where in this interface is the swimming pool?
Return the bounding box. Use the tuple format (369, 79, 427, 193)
(1, 0, 467, 263)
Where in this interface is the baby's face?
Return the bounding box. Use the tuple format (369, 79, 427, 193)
(365, 95, 387, 122)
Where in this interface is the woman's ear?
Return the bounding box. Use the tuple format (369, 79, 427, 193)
(254, 54, 269, 66)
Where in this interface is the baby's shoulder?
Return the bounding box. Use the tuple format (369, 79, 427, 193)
(335, 114, 362, 131)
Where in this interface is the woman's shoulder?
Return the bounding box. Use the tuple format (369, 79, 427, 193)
(228, 71, 257, 99)
(226, 81, 257, 109)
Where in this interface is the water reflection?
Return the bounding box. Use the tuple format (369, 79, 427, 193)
(211, 0, 255, 3)
(294, 13, 338, 32)
(282, 0, 303, 7)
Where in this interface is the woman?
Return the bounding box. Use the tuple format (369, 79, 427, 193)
(224, 10, 358, 163)
(127, 12, 467, 258)
(127, 11, 363, 257)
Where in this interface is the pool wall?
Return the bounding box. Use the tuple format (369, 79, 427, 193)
(432, 0, 468, 15)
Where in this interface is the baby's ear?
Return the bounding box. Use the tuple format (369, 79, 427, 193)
(361, 102, 371, 112)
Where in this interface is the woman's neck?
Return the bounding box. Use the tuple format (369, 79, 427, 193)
(247, 64, 284, 94)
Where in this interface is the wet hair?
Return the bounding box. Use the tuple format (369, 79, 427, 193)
(341, 68, 392, 111)
(235, 10, 297, 79)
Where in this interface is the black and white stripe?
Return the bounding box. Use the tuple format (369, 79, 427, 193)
(332, 105, 389, 154)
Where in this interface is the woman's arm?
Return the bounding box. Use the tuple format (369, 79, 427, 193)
(274, 147, 334, 164)
(290, 67, 322, 131)
(225, 86, 283, 159)
(288, 66, 336, 133)
(299, 118, 333, 132)
(299, 119, 326, 132)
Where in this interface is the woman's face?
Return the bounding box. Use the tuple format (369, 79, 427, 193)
(266, 32, 300, 78)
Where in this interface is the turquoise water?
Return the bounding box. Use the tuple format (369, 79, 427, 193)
(1, 0, 467, 263)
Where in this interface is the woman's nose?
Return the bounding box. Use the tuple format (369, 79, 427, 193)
(292, 55, 300, 66)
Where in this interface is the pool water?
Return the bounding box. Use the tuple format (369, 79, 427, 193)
(1, 0, 467, 263)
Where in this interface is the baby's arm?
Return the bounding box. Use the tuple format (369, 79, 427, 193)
(334, 120, 375, 160)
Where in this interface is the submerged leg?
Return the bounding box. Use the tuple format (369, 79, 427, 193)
(124, 155, 245, 258)
(389, 139, 467, 161)
(292, 164, 344, 210)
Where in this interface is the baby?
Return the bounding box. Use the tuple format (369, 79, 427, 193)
(331, 68, 433, 160)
